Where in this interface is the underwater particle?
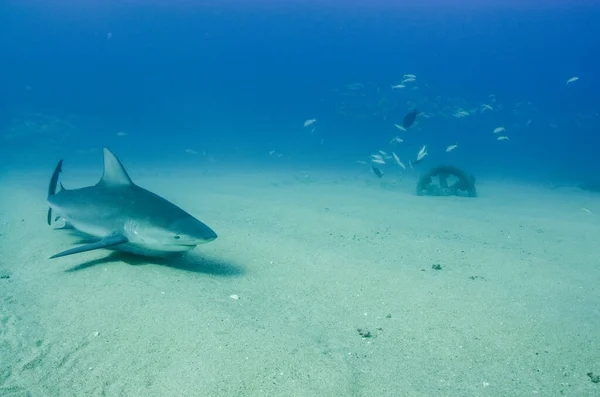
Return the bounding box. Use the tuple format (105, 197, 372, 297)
(446, 143, 458, 152)
(116, 131, 127, 136)
(346, 82, 364, 90)
(229, 294, 239, 300)
(566, 76, 579, 84)
(492, 126, 505, 134)
(303, 118, 316, 127)
(93, 331, 99, 337)
(496, 136, 509, 141)
(357, 328, 372, 338)
(184, 148, 198, 155)
(431, 264, 442, 270)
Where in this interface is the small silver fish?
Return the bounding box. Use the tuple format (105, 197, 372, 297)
(446, 144, 458, 152)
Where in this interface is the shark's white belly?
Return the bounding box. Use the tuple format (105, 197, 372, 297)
(61, 216, 193, 257)
(54, 209, 195, 257)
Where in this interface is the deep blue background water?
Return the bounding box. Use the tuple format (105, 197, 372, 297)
(1, 0, 599, 182)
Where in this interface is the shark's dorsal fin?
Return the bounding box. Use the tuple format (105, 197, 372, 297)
(97, 148, 133, 186)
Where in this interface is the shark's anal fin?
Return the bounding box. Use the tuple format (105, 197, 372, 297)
(50, 234, 128, 259)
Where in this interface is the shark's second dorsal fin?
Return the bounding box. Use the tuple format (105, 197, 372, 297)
(97, 148, 133, 186)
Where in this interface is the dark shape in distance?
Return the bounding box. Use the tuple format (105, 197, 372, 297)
(372, 164, 384, 178)
(416, 165, 477, 197)
(402, 108, 418, 129)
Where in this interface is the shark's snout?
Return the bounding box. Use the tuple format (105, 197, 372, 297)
(171, 217, 218, 244)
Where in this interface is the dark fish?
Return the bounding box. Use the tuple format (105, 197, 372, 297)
(402, 108, 418, 129)
(372, 164, 384, 178)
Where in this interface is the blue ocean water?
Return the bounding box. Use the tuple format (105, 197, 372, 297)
(1, 0, 599, 182)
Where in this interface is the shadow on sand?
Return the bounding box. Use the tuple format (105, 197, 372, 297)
(64, 250, 245, 277)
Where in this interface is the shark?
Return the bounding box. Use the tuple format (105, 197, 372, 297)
(47, 148, 218, 259)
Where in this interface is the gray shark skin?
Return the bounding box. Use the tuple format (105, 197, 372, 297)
(47, 148, 217, 259)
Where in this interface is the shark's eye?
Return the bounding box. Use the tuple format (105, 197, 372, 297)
(174, 235, 181, 240)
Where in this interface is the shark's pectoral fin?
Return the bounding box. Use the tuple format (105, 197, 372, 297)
(50, 234, 129, 259)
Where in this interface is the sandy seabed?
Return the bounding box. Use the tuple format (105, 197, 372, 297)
(1, 165, 599, 397)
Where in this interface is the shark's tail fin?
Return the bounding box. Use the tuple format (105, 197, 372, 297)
(47, 160, 63, 225)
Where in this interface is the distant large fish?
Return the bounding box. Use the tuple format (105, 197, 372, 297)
(402, 108, 418, 129)
(372, 164, 384, 178)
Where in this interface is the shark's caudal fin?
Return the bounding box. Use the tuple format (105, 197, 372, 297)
(96, 148, 133, 187)
(47, 159, 63, 225)
(50, 234, 129, 259)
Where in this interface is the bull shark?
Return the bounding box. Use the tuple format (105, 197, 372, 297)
(47, 148, 218, 259)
